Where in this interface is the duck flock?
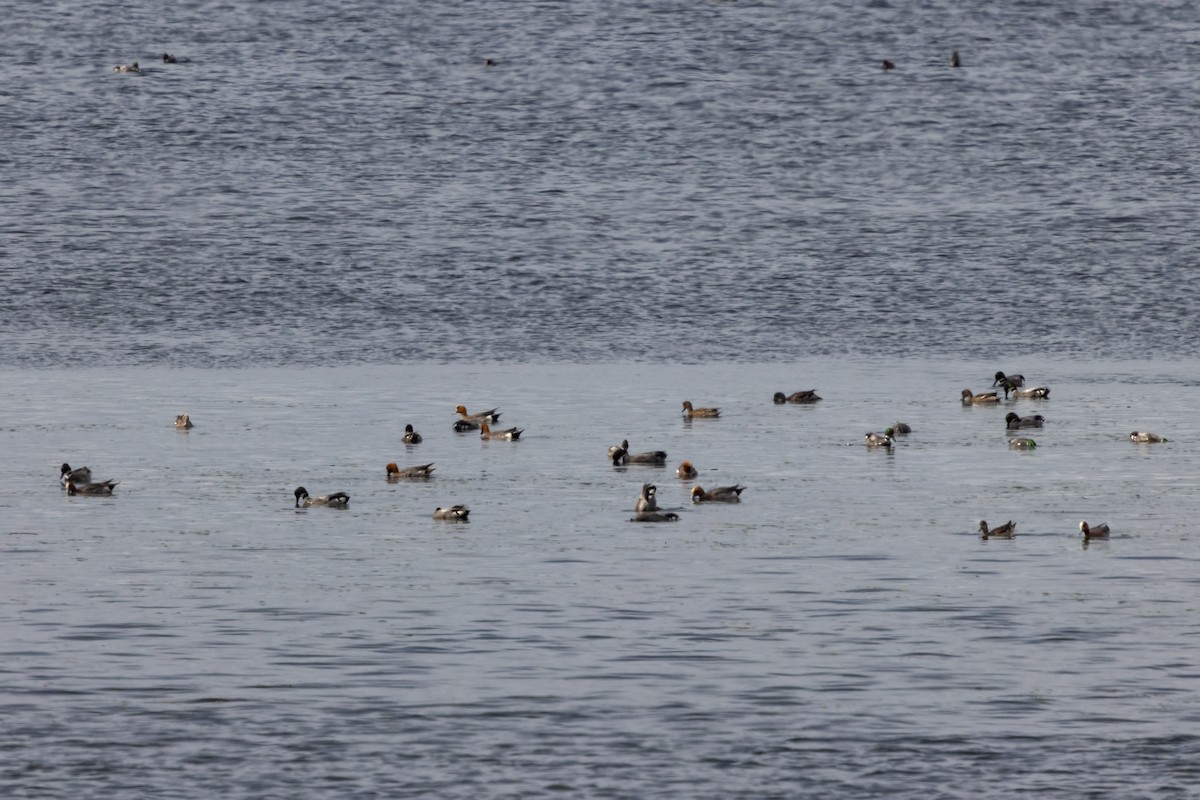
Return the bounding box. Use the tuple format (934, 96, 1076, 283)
(57, 370, 1169, 538)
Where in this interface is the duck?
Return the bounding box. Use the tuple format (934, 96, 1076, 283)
(773, 390, 821, 404)
(113, 62, 141, 73)
(682, 401, 720, 418)
(992, 372, 1026, 398)
(455, 405, 500, 424)
(676, 460, 698, 479)
(1007, 437, 1037, 449)
(175, 413, 193, 429)
(294, 487, 349, 508)
(979, 520, 1015, 539)
(1005, 412, 1044, 429)
(453, 419, 479, 432)
(892, 422, 912, 434)
(865, 429, 895, 447)
(480, 422, 523, 441)
(403, 424, 422, 444)
(66, 480, 119, 496)
(635, 483, 658, 513)
(610, 440, 668, 465)
(162, 53, 177, 63)
(1009, 385, 1050, 399)
(691, 484, 746, 503)
(962, 388, 999, 405)
(631, 511, 680, 522)
(386, 462, 435, 479)
(60, 463, 92, 486)
(1079, 521, 1110, 539)
(950, 50, 962, 67)
(1130, 431, 1168, 443)
(881, 59, 895, 70)
(433, 505, 470, 521)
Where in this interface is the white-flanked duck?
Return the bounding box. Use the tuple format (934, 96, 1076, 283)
(113, 62, 141, 73)
(1130, 431, 1168, 443)
(962, 388, 1000, 405)
(979, 520, 1016, 539)
(387, 462, 435, 480)
(66, 480, 119, 496)
(635, 483, 658, 513)
(865, 428, 895, 447)
(294, 487, 349, 508)
(610, 440, 667, 465)
(691, 484, 746, 503)
(682, 400, 720, 418)
(1007, 437, 1037, 449)
(1005, 412, 1044, 429)
(773, 390, 821, 404)
(1010, 386, 1050, 399)
(175, 414, 194, 429)
(433, 505, 470, 521)
(1079, 521, 1110, 539)
(403, 424, 422, 444)
(60, 463, 92, 487)
(480, 422, 522, 441)
(676, 460, 698, 479)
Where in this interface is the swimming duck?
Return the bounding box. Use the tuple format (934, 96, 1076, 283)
(1009, 386, 1050, 399)
(676, 460, 698, 479)
(635, 483, 658, 513)
(455, 405, 500, 424)
(631, 511, 680, 522)
(962, 388, 999, 405)
(453, 419, 479, 432)
(66, 480, 119, 496)
(881, 59, 895, 70)
(682, 401, 720, 418)
(1079, 521, 1110, 539)
(892, 422, 912, 434)
(979, 520, 1015, 539)
(480, 422, 523, 441)
(113, 62, 141, 73)
(865, 429, 895, 447)
(162, 53, 177, 63)
(386, 462, 435, 479)
(950, 50, 962, 67)
(403, 424, 422, 444)
(175, 413, 193, 429)
(992, 372, 1026, 398)
(611, 441, 668, 465)
(1007, 437, 1037, 449)
(691, 484, 746, 503)
(433, 505, 470, 521)
(294, 487, 350, 508)
(60, 463, 92, 486)
(773, 390, 822, 404)
(1130, 431, 1168, 443)
(1005, 412, 1044, 429)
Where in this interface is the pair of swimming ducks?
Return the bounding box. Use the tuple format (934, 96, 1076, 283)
(114, 55, 179, 73)
(454, 406, 524, 440)
(295, 482, 469, 521)
(59, 463, 118, 495)
(979, 520, 1111, 540)
(631, 481, 747, 522)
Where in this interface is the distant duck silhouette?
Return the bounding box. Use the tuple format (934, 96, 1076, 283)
(162, 53, 177, 63)
(979, 519, 1015, 539)
(950, 50, 962, 67)
(881, 59, 895, 70)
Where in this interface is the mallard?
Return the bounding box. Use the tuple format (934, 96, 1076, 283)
(611, 440, 667, 465)
(773, 390, 821, 404)
(682, 400, 720, 418)
(174, 414, 193, 429)
(1010, 386, 1050, 399)
(1130, 431, 1168, 443)
(403, 424, 422, 444)
(162, 53, 177, 63)
(60, 463, 92, 486)
(992, 372, 1026, 398)
(676, 460, 698, 479)
(979, 520, 1015, 539)
(1079, 521, 1110, 539)
(455, 405, 500, 424)
(294, 487, 349, 508)
(691, 484, 746, 503)
(386, 462, 435, 479)
(480, 422, 522, 441)
(865, 429, 895, 447)
(962, 388, 999, 405)
(635, 483, 658, 513)
(631, 511, 680, 522)
(892, 422, 912, 434)
(113, 62, 141, 73)
(1005, 412, 1044, 429)
(1007, 437, 1037, 449)
(66, 480, 118, 496)
(433, 505, 470, 521)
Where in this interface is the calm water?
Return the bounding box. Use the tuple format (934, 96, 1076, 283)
(4, 0, 1200, 796)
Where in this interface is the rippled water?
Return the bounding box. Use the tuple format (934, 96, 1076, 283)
(3, 358, 1200, 797)
(4, 0, 1200, 365)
